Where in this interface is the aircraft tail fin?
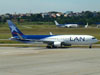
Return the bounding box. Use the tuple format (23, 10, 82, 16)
(85, 22, 88, 28)
(7, 20, 24, 39)
(54, 20, 59, 26)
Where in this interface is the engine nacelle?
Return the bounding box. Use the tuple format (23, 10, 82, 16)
(53, 42, 61, 47)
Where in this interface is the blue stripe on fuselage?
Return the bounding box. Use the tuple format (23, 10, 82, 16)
(15, 35, 56, 39)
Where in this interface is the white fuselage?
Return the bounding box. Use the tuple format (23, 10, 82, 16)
(65, 24, 78, 28)
(42, 35, 98, 45)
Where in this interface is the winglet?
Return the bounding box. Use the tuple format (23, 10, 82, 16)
(50, 32, 53, 35)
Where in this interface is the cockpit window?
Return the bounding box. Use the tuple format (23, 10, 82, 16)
(92, 38, 96, 39)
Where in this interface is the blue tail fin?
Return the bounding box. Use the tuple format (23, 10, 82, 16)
(7, 20, 24, 37)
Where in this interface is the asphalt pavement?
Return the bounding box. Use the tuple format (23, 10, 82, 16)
(0, 47, 100, 75)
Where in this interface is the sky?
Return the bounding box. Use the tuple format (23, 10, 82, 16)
(0, 0, 100, 14)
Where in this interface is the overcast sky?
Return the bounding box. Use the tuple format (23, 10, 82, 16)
(0, 0, 100, 14)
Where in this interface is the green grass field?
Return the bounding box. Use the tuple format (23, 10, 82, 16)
(0, 24, 100, 44)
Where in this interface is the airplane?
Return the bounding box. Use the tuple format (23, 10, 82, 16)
(54, 20, 79, 28)
(7, 20, 98, 48)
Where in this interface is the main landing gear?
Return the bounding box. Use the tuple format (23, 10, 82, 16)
(89, 44, 92, 48)
(46, 45, 58, 49)
(46, 45, 52, 48)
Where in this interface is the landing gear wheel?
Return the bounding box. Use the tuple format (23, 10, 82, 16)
(46, 46, 52, 49)
(52, 45, 57, 48)
(89, 45, 92, 48)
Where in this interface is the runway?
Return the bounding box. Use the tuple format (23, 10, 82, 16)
(0, 47, 100, 75)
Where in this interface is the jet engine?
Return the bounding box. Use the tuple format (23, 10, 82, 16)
(53, 42, 62, 47)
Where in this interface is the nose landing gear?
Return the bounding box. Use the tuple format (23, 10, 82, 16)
(89, 44, 92, 48)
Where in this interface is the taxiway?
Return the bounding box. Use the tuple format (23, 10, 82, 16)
(0, 47, 100, 75)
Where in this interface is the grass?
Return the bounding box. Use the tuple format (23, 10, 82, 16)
(0, 40, 22, 44)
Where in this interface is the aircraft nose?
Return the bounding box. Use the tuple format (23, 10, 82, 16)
(94, 39, 98, 43)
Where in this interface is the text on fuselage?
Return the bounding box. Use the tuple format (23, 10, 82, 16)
(70, 37, 85, 41)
